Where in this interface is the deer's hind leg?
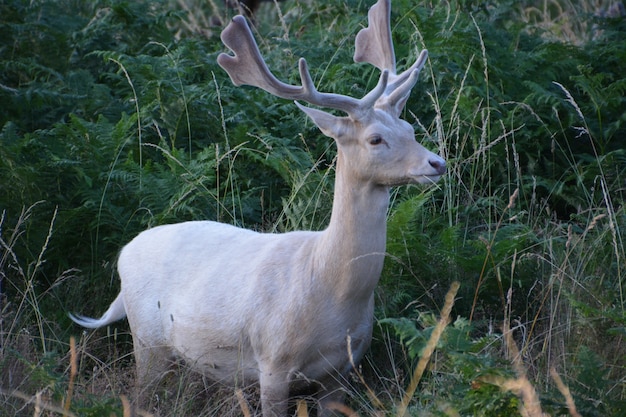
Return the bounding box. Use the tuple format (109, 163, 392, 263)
(131, 336, 174, 410)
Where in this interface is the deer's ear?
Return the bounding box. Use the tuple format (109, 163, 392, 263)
(296, 102, 351, 140)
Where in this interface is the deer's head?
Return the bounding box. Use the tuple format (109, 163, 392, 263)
(218, 0, 446, 187)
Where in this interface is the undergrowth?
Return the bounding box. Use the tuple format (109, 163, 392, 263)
(1, 0, 625, 415)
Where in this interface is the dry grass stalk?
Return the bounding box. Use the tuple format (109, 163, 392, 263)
(501, 321, 548, 417)
(120, 395, 132, 417)
(326, 401, 360, 417)
(118, 395, 154, 417)
(236, 388, 252, 417)
(550, 367, 582, 417)
(296, 399, 309, 416)
(397, 281, 460, 417)
(347, 333, 385, 411)
(34, 391, 41, 417)
(0, 388, 77, 417)
(62, 336, 77, 415)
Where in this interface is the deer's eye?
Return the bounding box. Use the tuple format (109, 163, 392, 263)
(369, 135, 384, 145)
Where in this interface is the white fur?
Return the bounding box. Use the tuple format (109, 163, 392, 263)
(70, 1, 446, 415)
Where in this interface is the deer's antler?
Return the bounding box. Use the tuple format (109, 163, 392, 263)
(354, 0, 396, 73)
(354, 0, 428, 106)
(217, 15, 388, 118)
(218, 0, 427, 117)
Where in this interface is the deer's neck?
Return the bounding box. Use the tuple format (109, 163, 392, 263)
(314, 151, 390, 301)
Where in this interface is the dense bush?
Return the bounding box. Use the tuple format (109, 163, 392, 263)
(1, 0, 624, 415)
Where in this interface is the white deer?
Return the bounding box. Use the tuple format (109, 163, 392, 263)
(70, 0, 446, 415)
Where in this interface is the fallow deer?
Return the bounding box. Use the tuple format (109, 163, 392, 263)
(70, 1, 445, 415)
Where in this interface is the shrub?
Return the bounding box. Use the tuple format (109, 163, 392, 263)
(1, 0, 624, 415)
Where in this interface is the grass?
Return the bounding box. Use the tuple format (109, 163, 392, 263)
(0, 277, 592, 416)
(1, 0, 625, 415)
(1, 281, 462, 416)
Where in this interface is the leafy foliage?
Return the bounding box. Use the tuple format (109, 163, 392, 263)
(380, 315, 521, 416)
(1, 0, 625, 415)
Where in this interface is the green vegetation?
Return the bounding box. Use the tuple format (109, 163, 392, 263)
(1, 0, 624, 415)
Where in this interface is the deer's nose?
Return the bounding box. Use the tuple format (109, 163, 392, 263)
(429, 158, 447, 175)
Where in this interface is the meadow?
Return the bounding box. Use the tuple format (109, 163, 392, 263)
(1, 0, 625, 415)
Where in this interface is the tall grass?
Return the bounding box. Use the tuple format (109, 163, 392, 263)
(1, 0, 624, 415)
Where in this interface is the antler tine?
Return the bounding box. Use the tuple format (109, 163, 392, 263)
(354, 0, 429, 110)
(354, 0, 396, 73)
(386, 49, 428, 94)
(354, 0, 429, 78)
(218, 16, 299, 96)
(218, 16, 366, 116)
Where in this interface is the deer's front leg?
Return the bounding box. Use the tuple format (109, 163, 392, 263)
(259, 370, 290, 417)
